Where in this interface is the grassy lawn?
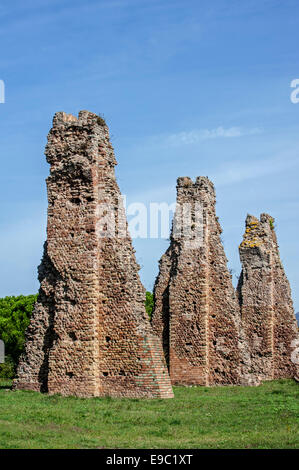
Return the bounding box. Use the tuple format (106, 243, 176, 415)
(0, 378, 298, 449)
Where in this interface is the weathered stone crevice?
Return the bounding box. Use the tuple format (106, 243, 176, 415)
(37, 244, 62, 393)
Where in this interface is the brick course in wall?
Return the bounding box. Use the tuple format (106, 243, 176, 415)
(13, 111, 173, 399)
(237, 214, 299, 382)
(151, 177, 254, 386)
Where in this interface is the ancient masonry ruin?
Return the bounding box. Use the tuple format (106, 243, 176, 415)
(152, 177, 298, 386)
(151, 177, 254, 386)
(13, 111, 173, 398)
(237, 214, 299, 382)
(13, 111, 298, 395)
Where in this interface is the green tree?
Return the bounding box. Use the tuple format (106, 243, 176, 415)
(145, 291, 154, 320)
(0, 295, 37, 375)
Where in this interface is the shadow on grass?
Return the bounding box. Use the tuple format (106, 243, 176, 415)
(0, 379, 13, 390)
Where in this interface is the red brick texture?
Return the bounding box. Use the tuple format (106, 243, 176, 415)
(13, 111, 173, 398)
(237, 214, 299, 382)
(152, 177, 254, 386)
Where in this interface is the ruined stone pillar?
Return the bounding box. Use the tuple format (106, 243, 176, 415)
(152, 177, 251, 386)
(237, 214, 299, 381)
(13, 111, 173, 398)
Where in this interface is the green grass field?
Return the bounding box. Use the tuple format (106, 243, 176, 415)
(0, 379, 298, 449)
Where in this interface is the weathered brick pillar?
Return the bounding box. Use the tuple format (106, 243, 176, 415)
(13, 111, 173, 398)
(237, 214, 299, 381)
(152, 177, 252, 386)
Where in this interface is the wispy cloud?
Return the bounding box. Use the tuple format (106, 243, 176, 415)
(211, 148, 299, 187)
(163, 126, 262, 146)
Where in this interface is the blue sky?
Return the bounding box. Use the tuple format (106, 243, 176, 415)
(0, 0, 299, 311)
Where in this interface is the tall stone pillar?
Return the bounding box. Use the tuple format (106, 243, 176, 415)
(237, 214, 299, 381)
(152, 177, 252, 386)
(13, 111, 173, 398)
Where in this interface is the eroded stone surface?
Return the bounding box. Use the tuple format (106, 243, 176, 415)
(152, 177, 253, 386)
(237, 213, 299, 381)
(13, 111, 173, 398)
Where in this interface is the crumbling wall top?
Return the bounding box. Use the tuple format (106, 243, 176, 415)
(245, 213, 275, 228)
(240, 213, 276, 249)
(46, 110, 115, 168)
(176, 176, 215, 202)
(52, 110, 108, 129)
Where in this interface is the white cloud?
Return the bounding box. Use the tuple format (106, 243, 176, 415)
(164, 126, 262, 146)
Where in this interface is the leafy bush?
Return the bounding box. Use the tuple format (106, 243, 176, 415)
(0, 355, 15, 379)
(269, 218, 275, 230)
(0, 295, 37, 376)
(145, 291, 154, 320)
